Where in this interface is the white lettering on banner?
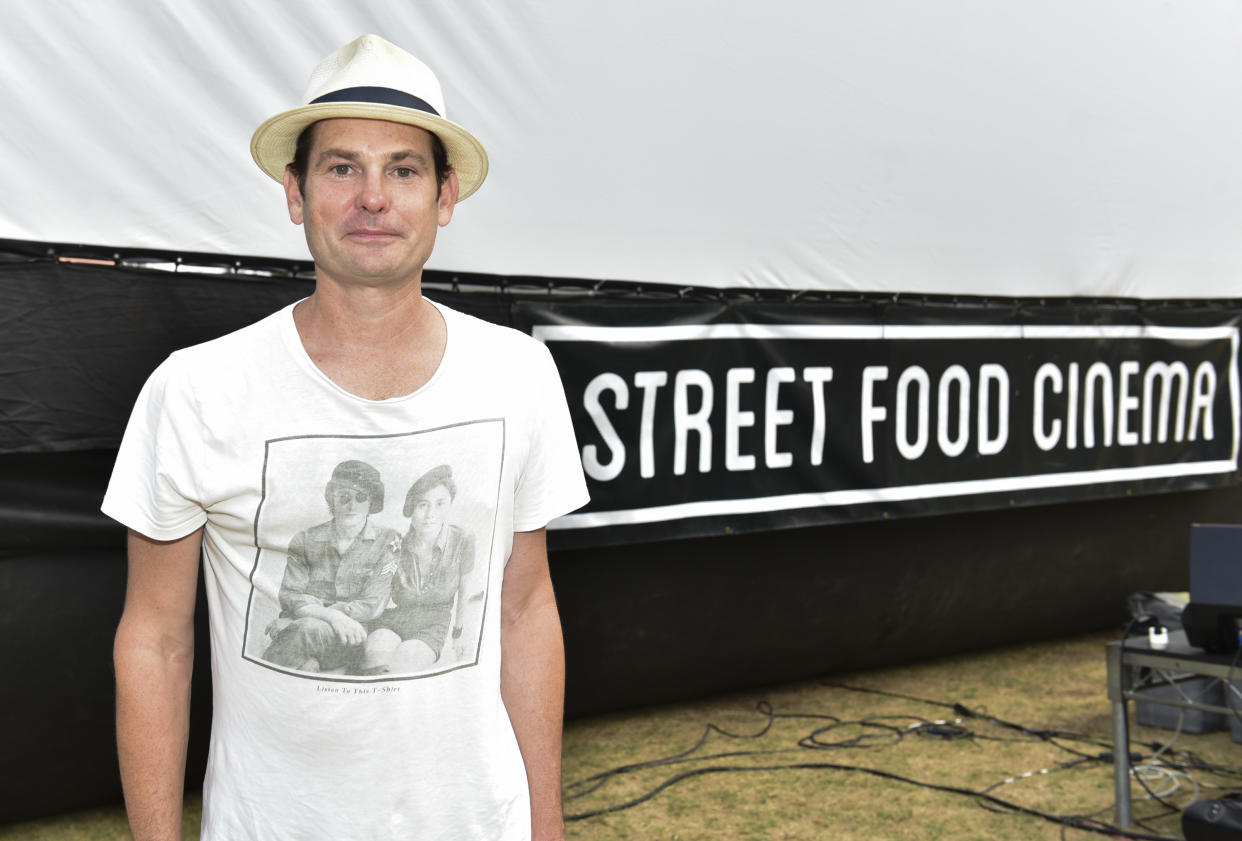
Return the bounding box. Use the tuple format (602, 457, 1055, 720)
(978, 364, 1009, 456)
(634, 371, 668, 479)
(1190, 362, 1218, 441)
(1084, 362, 1114, 448)
(938, 365, 970, 458)
(863, 364, 1011, 464)
(1145, 362, 1190, 443)
(765, 367, 796, 469)
(578, 355, 1225, 481)
(582, 373, 627, 481)
(580, 366, 837, 480)
(1118, 361, 1140, 447)
(674, 369, 714, 475)
(536, 322, 1239, 533)
(860, 366, 889, 465)
(1032, 364, 1063, 452)
(1032, 359, 1217, 452)
(725, 368, 756, 471)
(895, 366, 930, 460)
(1067, 362, 1079, 450)
(803, 367, 835, 467)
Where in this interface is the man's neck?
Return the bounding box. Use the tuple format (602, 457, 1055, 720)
(332, 516, 367, 545)
(293, 276, 448, 400)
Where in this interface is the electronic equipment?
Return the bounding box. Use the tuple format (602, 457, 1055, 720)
(1183, 524, 1242, 653)
(1183, 796, 1242, 841)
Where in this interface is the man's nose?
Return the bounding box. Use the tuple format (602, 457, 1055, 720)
(358, 171, 389, 213)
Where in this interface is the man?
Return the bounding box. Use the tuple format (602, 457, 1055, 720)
(262, 459, 400, 672)
(106, 34, 587, 841)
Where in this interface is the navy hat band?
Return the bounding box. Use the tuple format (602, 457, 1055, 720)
(310, 86, 440, 117)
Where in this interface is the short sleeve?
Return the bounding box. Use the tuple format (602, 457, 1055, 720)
(101, 354, 208, 540)
(511, 340, 590, 532)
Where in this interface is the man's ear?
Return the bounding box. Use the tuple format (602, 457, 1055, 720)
(437, 170, 459, 227)
(283, 167, 305, 225)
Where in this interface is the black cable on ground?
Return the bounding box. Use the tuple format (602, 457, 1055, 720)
(563, 685, 1241, 840)
(567, 756, 1180, 840)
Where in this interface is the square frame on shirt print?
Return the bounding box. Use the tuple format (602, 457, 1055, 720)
(241, 419, 505, 682)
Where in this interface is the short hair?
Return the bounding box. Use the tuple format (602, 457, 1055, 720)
(288, 121, 451, 198)
(403, 464, 456, 517)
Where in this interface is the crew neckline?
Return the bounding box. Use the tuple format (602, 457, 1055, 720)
(278, 297, 452, 405)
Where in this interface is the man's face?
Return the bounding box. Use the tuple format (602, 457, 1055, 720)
(284, 118, 459, 290)
(328, 481, 371, 530)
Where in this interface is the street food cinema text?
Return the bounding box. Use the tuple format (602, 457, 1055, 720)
(527, 319, 1238, 538)
(577, 356, 1224, 480)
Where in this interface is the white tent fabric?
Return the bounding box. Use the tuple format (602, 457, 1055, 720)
(3, 0, 1242, 297)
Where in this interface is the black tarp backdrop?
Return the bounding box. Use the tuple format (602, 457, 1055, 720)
(3, 247, 1242, 821)
(6, 248, 1237, 533)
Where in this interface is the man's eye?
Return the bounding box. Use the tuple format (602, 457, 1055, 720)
(331, 164, 351, 176)
(394, 167, 414, 178)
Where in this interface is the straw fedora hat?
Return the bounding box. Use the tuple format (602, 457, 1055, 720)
(250, 34, 489, 200)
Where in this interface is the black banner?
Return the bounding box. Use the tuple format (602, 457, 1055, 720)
(516, 300, 1241, 547)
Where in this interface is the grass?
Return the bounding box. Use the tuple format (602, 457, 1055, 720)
(4, 629, 1238, 840)
(562, 630, 1240, 840)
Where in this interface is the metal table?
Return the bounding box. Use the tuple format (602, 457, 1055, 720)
(1105, 629, 1240, 826)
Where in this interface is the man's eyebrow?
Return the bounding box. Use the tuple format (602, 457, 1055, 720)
(315, 148, 360, 166)
(387, 149, 431, 167)
(314, 148, 431, 167)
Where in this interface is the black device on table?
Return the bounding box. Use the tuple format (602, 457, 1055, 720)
(1182, 523, 1242, 653)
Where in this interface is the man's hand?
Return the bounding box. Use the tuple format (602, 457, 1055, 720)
(326, 610, 367, 645)
(291, 604, 368, 645)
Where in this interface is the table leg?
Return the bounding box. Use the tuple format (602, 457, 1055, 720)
(1112, 696, 1132, 826)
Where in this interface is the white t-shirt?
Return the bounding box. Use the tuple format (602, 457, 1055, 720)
(102, 299, 589, 841)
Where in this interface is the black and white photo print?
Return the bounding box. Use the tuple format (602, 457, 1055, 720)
(243, 420, 504, 680)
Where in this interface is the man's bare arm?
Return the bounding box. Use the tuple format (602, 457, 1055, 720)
(114, 527, 202, 841)
(500, 528, 566, 841)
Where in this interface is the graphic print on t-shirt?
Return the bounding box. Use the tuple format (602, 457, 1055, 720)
(242, 419, 504, 681)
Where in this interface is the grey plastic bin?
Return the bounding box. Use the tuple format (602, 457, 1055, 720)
(1134, 676, 1226, 734)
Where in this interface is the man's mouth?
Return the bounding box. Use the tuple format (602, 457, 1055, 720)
(347, 228, 398, 241)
